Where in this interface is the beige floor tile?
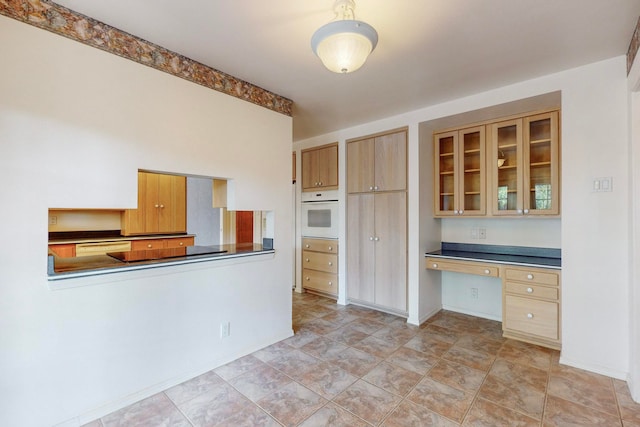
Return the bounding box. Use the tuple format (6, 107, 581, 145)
(325, 346, 382, 377)
(164, 370, 225, 405)
(227, 364, 292, 401)
(614, 379, 640, 425)
(101, 393, 190, 427)
(381, 399, 459, 427)
(284, 328, 321, 348)
(266, 349, 322, 379)
(257, 382, 327, 427)
(297, 361, 358, 399)
(298, 402, 370, 427)
(407, 377, 475, 423)
(462, 397, 539, 427)
(372, 326, 419, 347)
(175, 382, 252, 427)
(454, 333, 504, 354)
(547, 374, 618, 416)
(443, 345, 495, 372)
(543, 395, 623, 426)
(428, 359, 487, 392)
(497, 340, 553, 370)
(352, 334, 402, 358)
(252, 340, 296, 362)
(362, 361, 423, 396)
(324, 324, 370, 346)
(300, 335, 348, 360)
(214, 354, 265, 381)
(385, 346, 439, 375)
(404, 334, 454, 357)
(478, 374, 546, 420)
(213, 403, 280, 427)
(333, 379, 402, 425)
(488, 358, 548, 393)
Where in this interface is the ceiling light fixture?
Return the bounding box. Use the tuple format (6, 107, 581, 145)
(311, 0, 378, 74)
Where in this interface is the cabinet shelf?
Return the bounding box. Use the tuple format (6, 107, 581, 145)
(530, 138, 551, 145)
(440, 170, 454, 175)
(498, 165, 517, 170)
(464, 191, 481, 195)
(440, 192, 454, 196)
(498, 143, 517, 149)
(464, 149, 481, 154)
(530, 161, 551, 168)
(464, 168, 481, 173)
(440, 152, 454, 157)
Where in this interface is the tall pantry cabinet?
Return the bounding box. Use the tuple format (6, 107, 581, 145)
(346, 129, 408, 314)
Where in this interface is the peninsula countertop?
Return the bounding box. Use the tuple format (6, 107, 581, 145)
(48, 243, 275, 281)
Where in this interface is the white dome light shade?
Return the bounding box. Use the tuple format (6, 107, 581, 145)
(311, 20, 378, 73)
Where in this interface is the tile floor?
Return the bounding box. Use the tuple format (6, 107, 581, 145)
(85, 291, 640, 426)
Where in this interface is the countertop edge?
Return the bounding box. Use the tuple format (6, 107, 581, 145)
(424, 252, 561, 270)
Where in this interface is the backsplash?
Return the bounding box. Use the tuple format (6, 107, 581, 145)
(48, 209, 121, 232)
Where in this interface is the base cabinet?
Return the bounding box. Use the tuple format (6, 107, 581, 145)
(302, 237, 338, 297)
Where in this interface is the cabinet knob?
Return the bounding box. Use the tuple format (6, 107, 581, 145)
(524, 209, 529, 214)
(328, 246, 333, 251)
(517, 209, 523, 214)
(527, 274, 534, 280)
(484, 269, 490, 274)
(319, 182, 323, 186)
(527, 287, 533, 293)
(305, 258, 310, 262)
(369, 186, 374, 191)
(328, 262, 333, 266)
(155, 204, 159, 208)
(179, 242, 184, 246)
(459, 210, 464, 215)
(527, 313, 534, 319)
(369, 236, 374, 241)
(305, 244, 310, 248)
(374, 237, 379, 241)
(454, 209, 459, 214)
(328, 281, 333, 286)
(147, 244, 152, 248)
(432, 263, 438, 268)
(305, 276, 310, 281)
(159, 204, 165, 208)
(374, 185, 379, 191)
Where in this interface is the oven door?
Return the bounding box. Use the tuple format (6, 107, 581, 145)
(301, 201, 338, 238)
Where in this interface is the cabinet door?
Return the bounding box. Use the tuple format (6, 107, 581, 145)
(524, 111, 559, 215)
(490, 119, 523, 215)
(346, 193, 375, 303)
(458, 126, 486, 215)
(347, 138, 375, 193)
(375, 131, 406, 192)
(157, 174, 186, 233)
(374, 192, 407, 312)
(121, 171, 155, 235)
(301, 149, 316, 191)
(434, 131, 458, 216)
(316, 144, 339, 189)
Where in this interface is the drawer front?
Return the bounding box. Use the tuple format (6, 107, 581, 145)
(76, 241, 132, 257)
(505, 268, 559, 286)
(131, 239, 166, 250)
(165, 236, 195, 249)
(504, 295, 559, 340)
(303, 251, 338, 273)
(302, 238, 338, 254)
(302, 269, 338, 294)
(505, 282, 559, 300)
(49, 244, 76, 258)
(426, 258, 499, 277)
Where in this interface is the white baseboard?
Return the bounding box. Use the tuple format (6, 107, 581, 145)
(559, 354, 627, 381)
(441, 304, 502, 322)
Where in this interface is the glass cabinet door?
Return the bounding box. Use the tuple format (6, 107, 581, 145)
(434, 131, 458, 216)
(490, 119, 523, 215)
(459, 126, 485, 215)
(524, 111, 559, 215)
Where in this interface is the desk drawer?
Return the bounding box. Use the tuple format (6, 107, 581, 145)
(505, 268, 559, 286)
(302, 238, 338, 254)
(504, 295, 559, 340)
(303, 269, 338, 294)
(76, 241, 132, 257)
(505, 282, 558, 300)
(426, 257, 499, 277)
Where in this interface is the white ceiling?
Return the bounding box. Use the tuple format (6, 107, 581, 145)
(54, 0, 640, 141)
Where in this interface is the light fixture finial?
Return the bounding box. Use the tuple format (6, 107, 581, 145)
(311, 0, 378, 74)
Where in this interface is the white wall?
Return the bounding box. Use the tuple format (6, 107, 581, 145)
(0, 16, 293, 427)
(296, 56, 631, 381)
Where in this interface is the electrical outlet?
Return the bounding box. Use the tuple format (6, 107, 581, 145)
(49, 216, 57, 225)
(220, 321, 231, 338)
(470, 288, 479, 299)
(478, 228, 486, 239)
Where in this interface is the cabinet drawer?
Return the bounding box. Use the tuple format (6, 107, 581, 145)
(76, 241, 132, 257)
(131, 239, 166, 250)
(505, 282, 558, 300)
(165, 236, 194, 248)
(49, 243, 76, 258)
(303, 251, 338, 274)
(302, 269, 338, 294)
(302, 238, 338, 254)
(426, 257, 498, 277)
(505, 268, 558, 286)
(504, 295, 559, 340)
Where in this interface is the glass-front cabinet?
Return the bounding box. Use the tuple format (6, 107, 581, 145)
(489, 111, 559, 216)
(434, 126, 486, 216)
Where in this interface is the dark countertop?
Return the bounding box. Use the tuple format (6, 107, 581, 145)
(48, 243, 274, 281)
(48, 231, 195, 245)
(425, 242, 561, 269)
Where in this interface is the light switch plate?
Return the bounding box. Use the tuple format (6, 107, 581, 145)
(593, 177, 613, 192)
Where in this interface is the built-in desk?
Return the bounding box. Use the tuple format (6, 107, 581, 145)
(425, 243, 561, 350)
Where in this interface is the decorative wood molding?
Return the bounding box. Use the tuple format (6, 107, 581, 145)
(0, 0, 293, 116)
(628, 16, 640, 74)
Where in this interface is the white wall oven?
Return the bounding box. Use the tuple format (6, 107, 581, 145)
(301, 191, 338, 238)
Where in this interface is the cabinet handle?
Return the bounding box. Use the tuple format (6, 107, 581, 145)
(155, 204, 159, 208)
(454, 209, 459, 214)
(484, 269, 490, 274)
(524, 209, 529, 214)
(432, 263, 438, 268)
(147, 244, 152, 248)
(159, 204, 164, 208)
(374, 237, 379, 241)
(527, 274, 534, 280)
(328, 262, 333, 266)
(517, 209, 523, 214)
(328, 281, 333, 286)
(459, 210, 464, 215)
(328, 246, 333, 251)
(374, 185, 379, 191)
(527, 313, 534, 319)
(305, 244, 310, 248)
(527, 287, 533, 293)
(319, 182, 323, 186)
(305, 258, 310, 262)
(369, 186, 374, 191)
(305, 276, 310, 281)
(179, 242, 184, 246)
(369, 237, 374, 241)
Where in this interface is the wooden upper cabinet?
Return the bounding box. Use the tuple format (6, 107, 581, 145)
(434, 126, 486, 217)
(347, 129, 407, 194)
(301, 143, 338, 192)
(121, 171, 187, 235)
(489, 111, 559, 216)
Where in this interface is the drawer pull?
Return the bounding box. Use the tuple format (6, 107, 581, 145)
(484, 269, 490, 274)
(527, 274, 534, 280)
(179, 242, 184, 246)
(328, 281, 333, 286)
(305, 258, 310, 262)
(328, 246, 333, 251)
(328, 262, 333, 266)
(527, 313, 534, 319)
(432, 263, 438, 268)
(147, 244, 152, 248)
(305, 244, 310, 248)
(369, 186, 374, 191)
(155, 204, 159, 208)
(305, 276, 310, 281)
(527, 287, 533, 293)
